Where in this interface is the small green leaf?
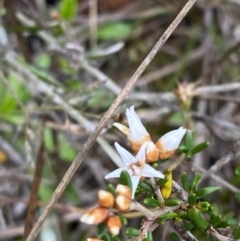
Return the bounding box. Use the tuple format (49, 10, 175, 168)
(147, 230, 153, 241)
(107, 184, 116, 196)
(188, 193, 196, 206)
(234, 227, 240, 239)
(126, 227, 140, 238)
(187, 208, 195, 221)
(143, 197, 160, 207)
(210, 214, 222, 228)
(59, 0, 78, 20)
(181, 172, 191, 192)
(184, 131, 193, 155)
(119, 214, 128, 225)
(184, 222, 194, 231)
(97, 223, 107, 237)
(192, 142, 209, 155)
(102, 234, 111, 241)
(159, 211, 177, 220)
(35, 53, 51, 68)
(190, 173, 201, 192)
(235, 166, 240, 176)
(192, 209, 209, 232)
(215, 221, 230, 228)
(157, 176, 169, 186)
(164, 198, 181, 207)
(120, 170, 132, 191)
(178, 145, 188, 153)
(139, 180, 153, 193)
(198, 201, 211, 211)
(112, 235, 121, 241)
(195, 187, 220, 198)
(98, 22, 133, 41)
(169, 232, 181, 241)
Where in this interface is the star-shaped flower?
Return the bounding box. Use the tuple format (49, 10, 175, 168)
(113, 106, 187, 162)
(105, 142, 164, 198)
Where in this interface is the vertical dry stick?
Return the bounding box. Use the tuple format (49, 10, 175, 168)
(23, 142, 45, 241)
(25, 1, 197, 240)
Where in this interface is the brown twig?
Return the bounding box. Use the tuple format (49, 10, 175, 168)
(22, 139, 45, 240)
(24, 1, 198, 240)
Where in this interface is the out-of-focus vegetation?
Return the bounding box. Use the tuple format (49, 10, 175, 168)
(0, 0, 240, 240)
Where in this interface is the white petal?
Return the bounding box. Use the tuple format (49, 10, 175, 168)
(135, 142, 148, 163)
(141, 164, 165, 178)
(160, 127, 187, 151)
(105, 167, 127, 179)
(130, 175, 141, 199)
(113, 123, 130, 135)
(115, 142, 135, 165)
(126, 106, 148, 141)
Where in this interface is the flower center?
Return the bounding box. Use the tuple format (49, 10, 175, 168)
(129, 161, 144, 176)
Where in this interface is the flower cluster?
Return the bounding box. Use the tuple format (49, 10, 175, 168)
(80, 105, 187, 238)
(80, 184, 132, 236)
(113, 106, 187, 162)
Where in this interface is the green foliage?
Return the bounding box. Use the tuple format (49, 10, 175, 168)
(195, 187, 220, 199)
(159, 211, 177, 220)
(98, 22, 133, 41)
(164, 198, 181, 207)
(179, 131, 209, 158)
(120, 170, 132, 191)
(63, 183, 80, 205)
(181, 172, 191, 191)
(0, 73, 29, 123)
(235, 166, 240, 176)
(169, 232, 181, 241)
(88, 89, 115, 109)
(187, 208, 209, 232)
(139, 180, 154, 193)
(59, 0, 78, 20)
(126, 227, 140, 238)
(34, 53, 51, 68)
(39, 183, 56, 202)
(234, 227, 240, 239)
(143, 197, 161, 207)
(58, 133, 77, 162)
(107, 184, 116, 196)
(97, 223, 108, 237)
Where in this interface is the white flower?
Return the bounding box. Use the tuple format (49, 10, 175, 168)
(113, 106, 151, 152)
(156, 127, 187, 159)
(105, 142, 164, 198)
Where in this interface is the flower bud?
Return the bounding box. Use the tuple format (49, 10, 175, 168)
(106, 215, 122, 235)
(129, 134, 151, 153)
(156, 127, 187, 159)
(80, 207, 109, 225)
(116, 184, 132, 199)
(98, 190, 115, 208)
(115, 195, 131, 212)
(146, 141, 159, 163)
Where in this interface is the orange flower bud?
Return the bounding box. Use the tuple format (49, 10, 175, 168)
(98, 190, 115, 208)
(129, 134, 151, 153)
(80, 207, 109, 225)
(116, 184, 132, 199)
(115, 195, 131, 212)
(106, 215, 122, 235)
(146, 141, 159, 163)
(155, 140, 175, 159)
